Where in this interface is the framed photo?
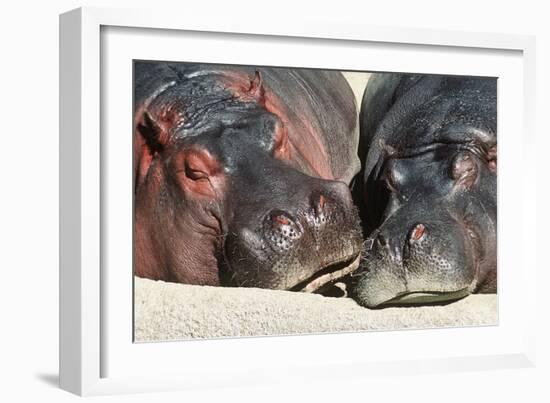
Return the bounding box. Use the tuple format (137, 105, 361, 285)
(59, 7, 537, 396)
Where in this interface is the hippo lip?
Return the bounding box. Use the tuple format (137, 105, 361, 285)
(290, 254, 361, 293)
(377, 287, 471, 307)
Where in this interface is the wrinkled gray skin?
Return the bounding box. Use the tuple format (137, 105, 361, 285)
(350, 74, 497, 308)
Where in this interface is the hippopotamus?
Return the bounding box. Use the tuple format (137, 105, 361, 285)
(350, 73, 497, 308)
(134, 61, 362, 291)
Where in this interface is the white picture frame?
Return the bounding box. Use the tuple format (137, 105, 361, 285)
(59, 6, 537, 396)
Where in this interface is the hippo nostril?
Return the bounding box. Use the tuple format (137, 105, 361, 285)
(372, 232, 404, 261)
(273, 215, 291, 226)
(267, 210, 299, 232)
(312, 193, 327, 217)
(264, 210, 302, 250)
(410, 223, 426, 242)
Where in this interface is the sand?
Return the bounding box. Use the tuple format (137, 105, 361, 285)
(134, 277, 497, 341)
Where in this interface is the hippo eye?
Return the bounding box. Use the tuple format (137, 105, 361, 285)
(174, 149, 223, 198)
(383, 169, 399, 193)
(185, 162, 209, 181)
(180, 149, 220, 182)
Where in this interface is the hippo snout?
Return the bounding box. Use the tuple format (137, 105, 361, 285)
(223, 175, 363, 291)
(350, 209, 479, 308)
(263, 188, 350, 251)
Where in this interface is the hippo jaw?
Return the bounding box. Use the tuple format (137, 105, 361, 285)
(352, 255, 475, 308)
(291, 254, 361, 293)
(351, 256, 477, 309)
(221, 242, 362, 292)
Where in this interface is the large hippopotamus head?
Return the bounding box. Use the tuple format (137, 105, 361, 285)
(134, 62, 362, 291)
(350, 74, 497, 307)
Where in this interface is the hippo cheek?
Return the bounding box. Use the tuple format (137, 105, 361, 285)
(219, 230, 304, 289)
(402, 228, 476, 296)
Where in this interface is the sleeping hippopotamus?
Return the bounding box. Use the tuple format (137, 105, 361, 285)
(134, 61, 362, 291)
(350, 73, 497, 307)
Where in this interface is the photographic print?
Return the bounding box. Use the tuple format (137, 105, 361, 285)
(133, 61, 497, 341)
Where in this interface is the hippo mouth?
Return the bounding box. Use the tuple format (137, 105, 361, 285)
(376, 287, 471, 307)
(289, 254, 361, 293)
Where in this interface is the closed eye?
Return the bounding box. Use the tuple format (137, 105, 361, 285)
(382, 170, 398, 193)
(184, 163, 209, 181)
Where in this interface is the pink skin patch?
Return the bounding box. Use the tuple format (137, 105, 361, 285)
(265, 93, 333, 179)
(223, 71, 334, 180)
(272, 123, 291, 160)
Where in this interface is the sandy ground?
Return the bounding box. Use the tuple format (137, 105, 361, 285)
(342, 71, 371, 107)
(134, 277, 497, 341)
(133, 73, 497, 342)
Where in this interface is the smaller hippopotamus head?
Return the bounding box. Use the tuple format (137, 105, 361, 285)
(351, 77, 497, 308)
(134, 68, 362, 291)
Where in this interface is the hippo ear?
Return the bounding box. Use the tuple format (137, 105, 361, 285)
(451, 151, 479, 189)
(136, 111, 167, 154)
(135, 111, 168, 184)
(487, 145, 497, 172)
(248, 71, 266, 105)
